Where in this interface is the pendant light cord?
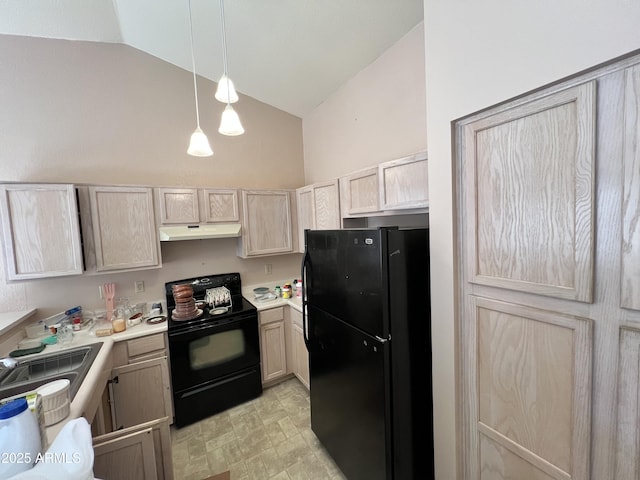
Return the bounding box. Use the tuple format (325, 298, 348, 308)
(219, 0, 231, 104)
(188, 0, 201, 128)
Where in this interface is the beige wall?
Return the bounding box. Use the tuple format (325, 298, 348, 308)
(424, 1, 640, 479)
(302, 23, 426, 184)
(0, 35, 303, 189)
(0, 34, 304, 317)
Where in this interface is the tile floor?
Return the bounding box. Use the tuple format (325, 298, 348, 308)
(171, 378, 347, 480)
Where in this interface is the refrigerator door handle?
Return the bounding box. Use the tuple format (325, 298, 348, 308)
(301, 247, 310, 348)
(375, 334, 391, 344)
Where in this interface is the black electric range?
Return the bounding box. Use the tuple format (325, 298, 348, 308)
(164, 272, 262, 428)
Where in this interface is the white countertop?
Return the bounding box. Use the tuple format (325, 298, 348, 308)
(0, 309, 37, 336)
(243, 280, 303, 312)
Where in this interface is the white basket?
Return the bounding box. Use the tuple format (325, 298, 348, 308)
(37, 379, 70, 412)
(42, 400, 70, 426)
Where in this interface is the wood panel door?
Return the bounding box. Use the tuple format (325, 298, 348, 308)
(0, 184, 83, 280)
(339, 166, 379, 217)
(259, 307, 287, 384)
(455, 53, 640, 480)
(290, 308, 310, 389)
(313, 180, 341, 230)
(156, 188, 199, 224)
(462, 83, 596, 303)
(296, 186, 314, 252)
(110, 357, 172, 430)
(201, 188, 239, 223)
(93, 427, 158, 480)
(89, 186, 160, 271)
(621, 64, 640, 311)
(378, 151, 428, 210)
(456, 80, 598, 480)
(239, 190, 293, 257)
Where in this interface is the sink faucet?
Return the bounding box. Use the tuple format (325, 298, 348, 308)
(0, 357, 17, 369)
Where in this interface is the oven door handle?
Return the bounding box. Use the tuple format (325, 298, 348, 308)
(168, 315, 250, 337)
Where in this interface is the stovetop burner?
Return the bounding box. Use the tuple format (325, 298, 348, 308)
(165, 273, 256, 331)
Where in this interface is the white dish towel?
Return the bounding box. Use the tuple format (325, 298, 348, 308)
(9, 417, 96, 480)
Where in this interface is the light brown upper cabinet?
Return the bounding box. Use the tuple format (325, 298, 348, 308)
(81, 186, 160, 272)
(296, 180, 340, 251)
(455, 51, 640, 480)
(156, 187, 239, 225)
(237, 189, 295, 258)
(378, 152, 428, 210)
(339, 166, 380, 217)
(156, 188, 199, 224)
(339, 151, 429, 218)
(0, 184, 83, 280)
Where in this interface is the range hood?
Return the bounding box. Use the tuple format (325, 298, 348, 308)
(158, 224, 242, 241)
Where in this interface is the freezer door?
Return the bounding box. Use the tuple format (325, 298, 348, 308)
(307, 304, 391, 480)
(305, 229, 387, 337)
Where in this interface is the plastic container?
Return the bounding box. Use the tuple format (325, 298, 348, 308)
(296, 281, 302, 297)
(0, 398, 42, 477)
(25, 321, 48, 339)
(282, 284, 292, 299)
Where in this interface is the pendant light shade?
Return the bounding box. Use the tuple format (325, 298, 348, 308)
(219, 104, 245, 136)
(217, 0, 244, 136)
(186, 0, 213, 157)
(188, 127, 214, 156)
(215, 74, 239, 103)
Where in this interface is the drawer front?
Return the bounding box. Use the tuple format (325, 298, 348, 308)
(260, 307, 284, 325)
(126, 333, 166, 358)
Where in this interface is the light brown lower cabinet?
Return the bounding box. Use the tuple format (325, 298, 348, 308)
(90, 333, 175, 480)
(288, 308, 309, 389)
(259, 307, 287, 384)
(109, 333, 174, 430)
(93, 416, 173, 480)
(109, 356, 172, 430)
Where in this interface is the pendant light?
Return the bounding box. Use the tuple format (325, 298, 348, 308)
(216, 0, 244, 136)
(187, 0, 213, 156)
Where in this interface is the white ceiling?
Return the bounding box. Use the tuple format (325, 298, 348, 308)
(0, 0, 424, 117)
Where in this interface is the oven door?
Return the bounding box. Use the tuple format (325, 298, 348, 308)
(168, 312, 260, 393)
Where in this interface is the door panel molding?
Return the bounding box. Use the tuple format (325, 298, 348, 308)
(462, 82, 596, 303)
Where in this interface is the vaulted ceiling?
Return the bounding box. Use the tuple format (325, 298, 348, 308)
(0, 0, 424, 117)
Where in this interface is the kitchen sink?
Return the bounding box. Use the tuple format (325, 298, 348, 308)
(0, 342, 103, 402)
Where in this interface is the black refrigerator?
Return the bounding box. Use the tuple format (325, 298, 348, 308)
(301, 227, 434, 480)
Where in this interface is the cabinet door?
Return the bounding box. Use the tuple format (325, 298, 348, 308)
(156, 188, 199, 224)
(0, 184, 83, 280)
(378, 152, 428, 210)
(201, 188, 239, 223)
(93, 427, 158, 480)
(456, 80, 597, 480)
(462, 82, 595, 303)
(110, 357, 172, 430)
(93, 417, 173, 480)
(313, 180, 341, 230)
(621, 64, 640, 311)
(89, 186, 160, 271)
(340, 167, 379, 217)
(259, 307, 287, 383)
(240, 190, 293, 257)
(296, 187, 314, 251)
(290, 309, 309, 389)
